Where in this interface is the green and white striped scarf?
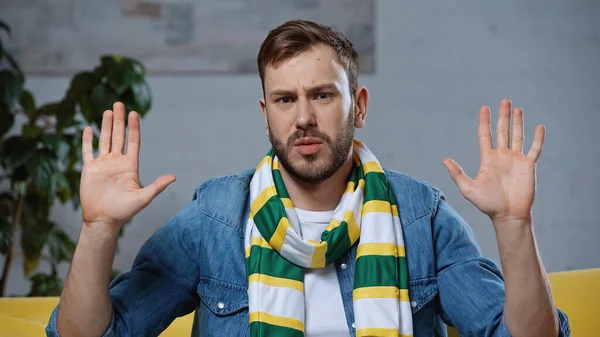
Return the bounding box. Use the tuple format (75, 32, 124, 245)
(245, 140, 413, 337)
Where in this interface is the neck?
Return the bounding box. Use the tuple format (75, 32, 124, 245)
(279, 153, 354, 212)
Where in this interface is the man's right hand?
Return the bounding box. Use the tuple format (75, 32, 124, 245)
(80, 102, 176, 232)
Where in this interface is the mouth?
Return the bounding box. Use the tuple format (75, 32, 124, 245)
(293, 137, 323, 155)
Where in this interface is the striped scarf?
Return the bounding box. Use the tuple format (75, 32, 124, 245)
(244, 140, 413, 337)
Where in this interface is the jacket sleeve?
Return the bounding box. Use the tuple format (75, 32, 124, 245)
(46, 201, 202, 337)
(432, 193, 570, 337)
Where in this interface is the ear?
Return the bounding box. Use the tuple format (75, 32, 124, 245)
(353, 86, 369, 129)
(259, 97, 269, 137)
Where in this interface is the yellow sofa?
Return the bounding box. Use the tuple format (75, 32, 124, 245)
(447, 268, 598, 336)
(0, 268, 597, 336)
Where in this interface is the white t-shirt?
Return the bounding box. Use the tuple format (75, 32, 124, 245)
(296, 208, 350, 337)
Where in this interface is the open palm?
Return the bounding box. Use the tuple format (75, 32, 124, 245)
(80, 102, 176, 229)
(443, 99, 545, 223)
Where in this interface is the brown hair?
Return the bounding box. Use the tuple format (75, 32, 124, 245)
(257, 20, 360, 95)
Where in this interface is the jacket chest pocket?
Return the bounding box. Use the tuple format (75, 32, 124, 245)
(409, 276, 441, 337)
(197, 277, 250, 337)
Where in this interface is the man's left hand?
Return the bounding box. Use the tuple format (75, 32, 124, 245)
(443, 98, 545, 228)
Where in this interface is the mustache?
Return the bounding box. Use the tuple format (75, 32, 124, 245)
(286, 129, 331, 147)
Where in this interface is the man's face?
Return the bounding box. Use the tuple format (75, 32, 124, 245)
(260, 44, 357, 184)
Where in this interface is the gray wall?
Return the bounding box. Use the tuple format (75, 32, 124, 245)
(4, 0, 600, 296)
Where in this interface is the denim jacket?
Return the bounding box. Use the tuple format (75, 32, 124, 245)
(47, 168, 570, 337)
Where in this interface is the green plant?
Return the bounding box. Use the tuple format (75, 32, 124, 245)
(0, 20, 152, 296)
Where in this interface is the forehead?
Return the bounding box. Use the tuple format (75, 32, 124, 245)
(263, 44, 349, 92)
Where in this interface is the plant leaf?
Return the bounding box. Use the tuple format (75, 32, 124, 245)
(37, 103, 60, 116)
(23, 257, 40, 277)
(22, 124, 43, 139)
(42, 134, 70, 164)
(100, 55, 119, 69)
(55, 171, 71, 202)
(106, 60, 136, 96)
(130, 58, 146, 77)
(66, 72, 95, 122)
(65, 132, 82, 170)
(66, 71, 95, 101)
(13, 181, 27, 196)
(0, 20, 11, 35)
(0, 136, 37, 169)
(90, 84, 118, 127)
(65, 169, 81, 210)
(22, 188, 51, 220)
(47, 228, 75, 264)
(0, 101, 15, 137)
(0, 70, 23, 108)
(3, 53, 24, 83)
(78, 94, 92, 122)
(0, 192, 14, 214)
(27, 272, 63, 296)
(24, 149, 59, 202)
(92, 55, 118, 79)
(56, 98, 76, 130)
(130, 80, 152, 115)
(11, 164, 28, 182)
(21, 217, 54, 276)
(19, 90, 36, 121)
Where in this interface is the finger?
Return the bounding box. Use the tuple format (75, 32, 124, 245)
(126, 111, 140, 159)
(478, 106, 493, 160)
(496, 98, 511, 149)
(511, 108, 524, 154)
(111, 102, 126, 154)
(82, 126, 94, 163)
(442, 159, 474, 196)
(99, 110, 113, 155)
(138, 174, 177, 207)
(527, 125, 546, 162)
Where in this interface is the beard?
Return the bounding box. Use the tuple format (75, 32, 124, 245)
(268, 111, 355, 184)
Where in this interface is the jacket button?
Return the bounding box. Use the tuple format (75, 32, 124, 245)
(340, 263, 348, 270)
(351, 322, 356, 329)
(410, 301, 417, 308)
(217, 302, 225, 309)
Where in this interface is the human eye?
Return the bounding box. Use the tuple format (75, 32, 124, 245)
(277, 96, 294, 104)
(314, 92, 334, 102)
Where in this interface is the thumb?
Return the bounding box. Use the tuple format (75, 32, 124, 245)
(139, 174, 177, 206)
(442, 159, 473, 196)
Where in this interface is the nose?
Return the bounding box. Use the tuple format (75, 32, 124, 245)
(295, 97, 317, 130)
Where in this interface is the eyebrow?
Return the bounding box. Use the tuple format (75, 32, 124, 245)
(269, 83, 339, 99)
